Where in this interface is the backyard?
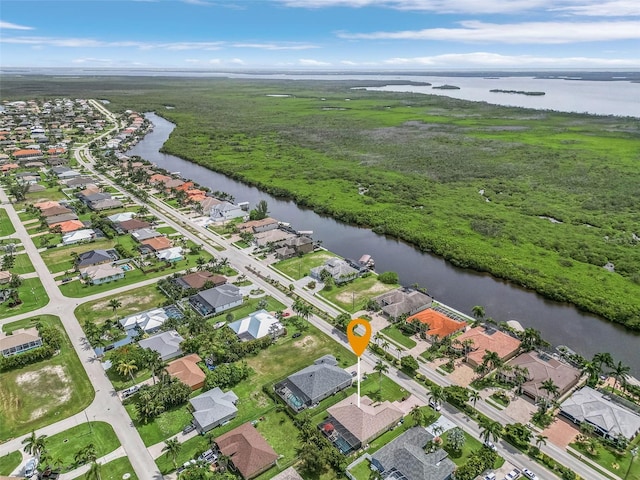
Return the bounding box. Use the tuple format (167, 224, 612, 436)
(208, 295, 287, 324)
(39, 238, 115, 274)
(272, 250, 339, 280)
(0, 315, 94, 441)
(318, 274, 398, 313)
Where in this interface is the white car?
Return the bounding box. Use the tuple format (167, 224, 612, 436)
(504, 468, 521, 480)
(428, 400, 441, 411)
(484, 473, 497, 480)
(484, 440, 498, 452)
(522, 468, 538, 480)
(24, 457, 38, 477)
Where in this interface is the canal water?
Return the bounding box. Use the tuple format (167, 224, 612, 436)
(128, 112, 639, 374)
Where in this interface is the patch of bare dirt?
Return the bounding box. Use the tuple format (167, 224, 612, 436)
(91, 294, 155, 312)
(293, 336, 318, 349)
(16, 365, 72, 420)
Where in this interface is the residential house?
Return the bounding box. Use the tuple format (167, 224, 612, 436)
(107, 212, 136, 223)
(560, 386, 640, 442)
(228, 309, 284, 342)
(138, 330, 184, 361)
(1, 163, 20, 174)
(275, 355, 352, 412)
(164, 178, 185, 191)
(131, 228, 162, 242)
(167, 353, 206, 391)
(190, 387, 239, 432)
(140, 236, 173, 253)
(12, 149, 42, 160)
(238, 217, 279, 234)
(64, 176, 97, 188)
(374, 288, 432, 321)
(156, 247, 183, 263)
(117, 218, 151, 233)
(452, 326, 521, 368)
(80, 264, 125, 285)
(320, 394, 404, 454)
(0, 327, 43, 357)
(89, 198, 123, 211)
(76, 249, 118, 269)
(215, 422, 278, 479)
(40, 205, 73, 217)
(33, 200, 60, 211)
(371, 427, 456, 480)
(173, 271, 226, 292)
(49, 220, 85, 233)
(45, 213, 79, 226)
(148, 173, 172, 186)
(189, 284, 243, 317)
(501, 351, 582, 402)
(56, 169, 82, 180)
(0, 271, 11, 284)
(27, 184, 46, 193)
(119, 307, 171, 334)
(310, 258, 359, 285)
(198, 196, 222, 215)
(62, 229, 95, 246)
(210, 201, 246, 223)
(270, 468, 304, 480)
(79, 192, 110, 206)
(253, 229, 295, 248)
(275, 236, 314, 260)
(407, 309, 466, 340)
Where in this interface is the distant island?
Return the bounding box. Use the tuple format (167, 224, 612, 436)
(490, 89, 546, 96)
(433, 84, 460, 90)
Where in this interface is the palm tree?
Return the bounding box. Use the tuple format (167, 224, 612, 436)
(380, 340, 390, 354)
(116, 360, 138, 384)
(535, 434, 548, 449)
(163, 438, 182, 470)
(75, 443, 97, 465)
(520, 328, 548, 351)
(429, 385, 447, 408)
(541, 379, 559, 399)
(611, 360, 631, 393)
(471, 305, 485, 321)
(86, 461, 102, 480)
(410, 405, 425, 426)
(481, 350, 502, 372)
(480, 420, 503, 444)
(108, 298, 122, 315)
(593, 352, 614, 377)
(145, 350, 166, 385)
(22, 431, 47, 458)
(461, 338, 475, 362)
(374, 360, 389, 391)
(469, 390, 481, 408)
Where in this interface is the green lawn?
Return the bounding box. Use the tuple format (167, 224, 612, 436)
(571, 439, 640, 480)
(0, 277, 49, 320)
(0, 451, 21, 476)
(75, 284, 168, 326)
(76, 456, 138, 480)
(0, 315, 94, 441)
(318, 275, 399, 313)
(39, 238, 114, 274)
(272, 250, 339, 280)
(368, 407, 439, 454)
(380, 324, 417, 349)
(0, 209, 16, 237)
(442, 429, 484, 467)
(125, 402, 193, 447)
(254, 410, 300, 476)
(106, 366, 152, 391)
(10, 253, 35, 275)
(155, 226, 178, 235)
(209, 296, 287, 323)
(155, 434, 211, 474)
(348, 460, 373, 480)
(44, 422, 120, 470)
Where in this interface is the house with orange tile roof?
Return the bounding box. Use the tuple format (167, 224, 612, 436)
(1, 163, 20, 173)
(140, 236, 172, 252)
(175, 181, 194, 192)
(12, 149, 42, 160)
(452, 326, 521, 367)
(50, 219, 85, 233)
(34, 201, 60, 210)
(149, 173, 172, 185)
(47, 147, 66, 155)
(166, 353, 206, 390)
(407, 308, 467, 340)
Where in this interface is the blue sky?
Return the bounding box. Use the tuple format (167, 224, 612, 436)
(1, 0, 639, 69)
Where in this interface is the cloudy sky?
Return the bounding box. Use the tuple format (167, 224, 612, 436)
(1, 0, 639, 69)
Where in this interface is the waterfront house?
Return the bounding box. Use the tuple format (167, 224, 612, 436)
(238, 217, 279, 234)
(374, 288, 432, 321)
(209, 201, 246, 223)
(452, 326, 521, 368)
(407, 309, 466, 340)
(310, 258, 359, 285)
(190, 387, 239, 432)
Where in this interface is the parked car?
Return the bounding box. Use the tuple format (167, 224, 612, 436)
(428, 400, 441, 411)
(283, 312, 291, 317)
(24, 457, 38, 477)
(182, 423, 197, 434)
(121, 385, 139, 399)
(351, 371, 357, 377)
(522, 468, 538, 480)
(484, 473, 496, 480)
(504, 468, 521, 480)
(484, 440, 498, 451)
(292, 332, 302, 338)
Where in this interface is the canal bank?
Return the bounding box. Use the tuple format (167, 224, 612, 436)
(128, 112, 640, 374)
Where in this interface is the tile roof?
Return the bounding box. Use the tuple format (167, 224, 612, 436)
(270, 468, 304, 480)
(118, 218, 152, 232)
(216, 422, 278, 479)
(176, 271, 226, 290)
(167, 353, 206, 389)
(374, 288, 432, 319)
(79, 264, 124, 281)
(193, 284, 242, 309)
(50, 220, 85, 233)
(454, 326, 521, 365)
(507, 352, 581, 400)
(407, 308, 466, 338)
(0, 327, 41, 351)
(76, 249, 115, 268)
(228, 309, 283, 341)
(140, 236, 173, 252)
(40, 205, 73, 217)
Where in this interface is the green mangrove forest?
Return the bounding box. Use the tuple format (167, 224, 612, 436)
(4, 76, 639, 329)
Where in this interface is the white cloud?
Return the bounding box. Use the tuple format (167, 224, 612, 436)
(0, 36, 226, 50)
(0, 21, 34, 30)
(230, 58, 245, 65)
(72, 57, 114, 64)
(383, 52, 640, 67)
(299, 58, 332, 66)
(231, 42, 318, 50)
(550, 0, 640, 16)
(338, 20, 640, 43)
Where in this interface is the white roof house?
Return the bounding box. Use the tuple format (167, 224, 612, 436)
(107, 212, 136, 223)
(228, 309, 284, 341)
(156, 246, 183, 262)
(79, 264, 124, 284)
(62, 229, 95, 245)
(119, 308, 169, 333)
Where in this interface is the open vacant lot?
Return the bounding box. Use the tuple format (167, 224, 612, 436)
(44, 422, 120, 470)
(0, 277, 49, 320)
(272, 250, 339, 280)
(318, 275, 398, 313)
(0, 315, 94, 441)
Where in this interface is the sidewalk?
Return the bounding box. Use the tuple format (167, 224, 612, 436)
(59, 446, 127, 480)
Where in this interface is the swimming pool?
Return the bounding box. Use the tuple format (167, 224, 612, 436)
(287, 393, 304, 410)
(120, 263, 134, 272)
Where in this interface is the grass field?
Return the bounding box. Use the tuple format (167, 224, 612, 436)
(125, 402, 192, 447)
(348, 460, 373, 480)
(76, 456, 138, 480)
(0, 451, 21, 476)
(154, 434, 210, 474)
(318, 275, 398, 313)
(571, 440, 640, 480)
(75, 283, 167, 326)
(7, 252, 35, 275)
(0, 278, 49, 320)
(380, 324, 417, 349)
(272, 250, 340, 280)
(0, 315, 94, 441)
(43, 422, 120, 470)
(0, 209, 16, 237)
(39, 238, 114, 274)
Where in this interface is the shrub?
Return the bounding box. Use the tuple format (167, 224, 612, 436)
(378, 271, 399, 284)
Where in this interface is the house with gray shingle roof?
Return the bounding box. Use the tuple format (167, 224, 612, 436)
(371, 427, 455, 480)
(76, 249, 118, 269)
(138, 330, 184, 361)
(310, 258, 359, 285)
(189, 284, 242, 317)
(559, 386, 640, 442)
(189, 387, 238, 433)
(374, 288, 432, 321)
(275, 355, 352, 412)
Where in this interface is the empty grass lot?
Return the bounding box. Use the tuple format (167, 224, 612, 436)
(76, 456, 138, 480)
(75, 284, 167, 326)
(253, 411, 302, 480)
(0, 209, 16, 237)
(0, 451, 21, 476)
(44, 422, 119, 470)
(272, 250, 339, 280)
(10, 253, 35, 275)
(318, 275, 398, 313)
(380, 324, 417, 349)
(0, 277, 49, 320)
(0, 316, 94, 441)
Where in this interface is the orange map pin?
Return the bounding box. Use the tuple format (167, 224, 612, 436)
(347, 318, 371, 357)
